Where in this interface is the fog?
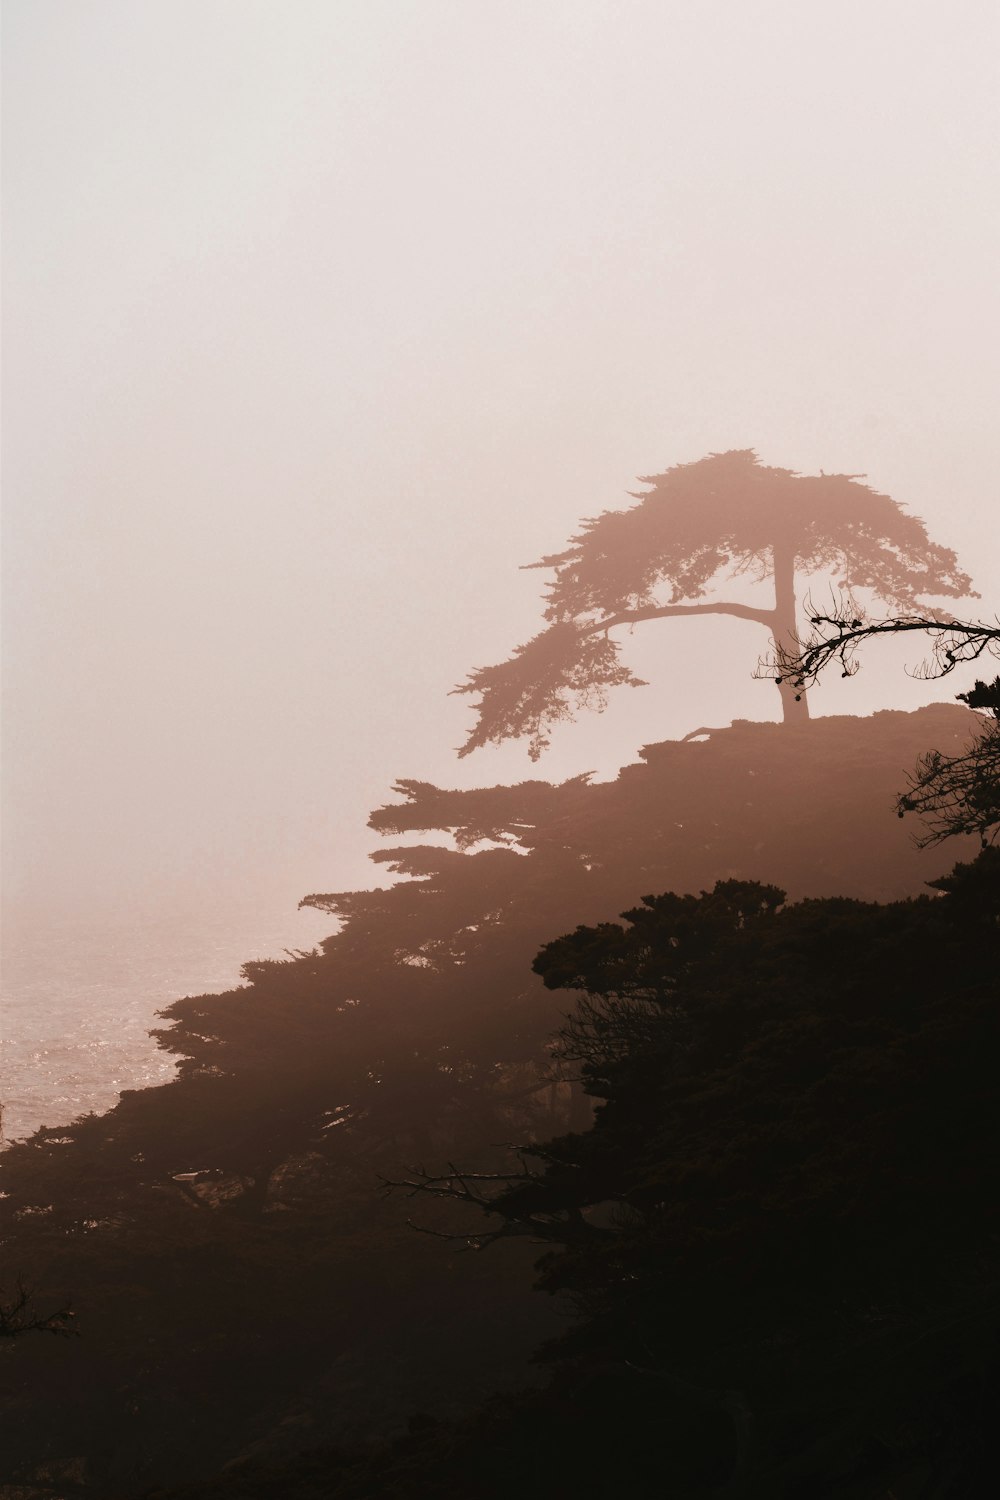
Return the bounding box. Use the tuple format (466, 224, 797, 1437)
(4, 0, 999, 928)
(4, 10, 1000, 1490)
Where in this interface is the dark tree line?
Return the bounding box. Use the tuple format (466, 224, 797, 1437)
(1, 707, 978, 1496)
(150, 843, 1000, 1499)
(378, 849, 1000, 1499)
(1, 448, 993, 1499)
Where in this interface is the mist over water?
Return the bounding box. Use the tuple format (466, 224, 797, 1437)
(4, 0, 998, 947)
(4, 0, 998, 1158)
(1, 899, 338, 1144)
(3, 8, 1000, 1497)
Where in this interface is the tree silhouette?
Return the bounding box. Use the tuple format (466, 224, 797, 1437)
(388, 852, 1000, 1497)
(0, 709, 987, 1491)
(0, 1279, 76, 1339)
(765, 601, 1000, 845)
(766, 605, 999, 691)
(455, 450, 973, 756)
(899, 687, 999, 846)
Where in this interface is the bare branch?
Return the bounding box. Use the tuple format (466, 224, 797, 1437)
(900, 723, 1000, 847)
(679, 726, 723, 742)
(758, 599, 1000, 695)
(0, 1278, 78, 1339)
(758, 597, 1000, 845)
(380, 1156, 612, 1249)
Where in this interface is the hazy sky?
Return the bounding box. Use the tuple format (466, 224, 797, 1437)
(3, 0, 999, 925)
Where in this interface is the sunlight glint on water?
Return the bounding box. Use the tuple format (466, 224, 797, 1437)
(1, 904, 337, 1145)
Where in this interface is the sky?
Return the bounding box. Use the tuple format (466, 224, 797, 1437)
(3, 0, 999, 929)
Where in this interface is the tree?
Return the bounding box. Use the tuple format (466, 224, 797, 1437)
(765, 602, 1000, 845)
(0, 1278, 76, 1339)
(1, 711, 985, 1493)
(899, 676, 1000, 845)
(387, 853, 1000, 1496)
(454, 449, 973, 756)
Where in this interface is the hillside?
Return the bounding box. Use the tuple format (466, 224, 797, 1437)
(0, 705, 984, 1496)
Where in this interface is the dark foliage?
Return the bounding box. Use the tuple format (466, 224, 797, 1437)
(0, 1279, 77, 1339)
(150, 849, 1000, 1500)
(0, 709, 986, 1495)
(371, 853, 1000, 1497)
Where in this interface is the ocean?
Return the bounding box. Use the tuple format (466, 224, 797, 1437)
(1, 900, 338, 1146)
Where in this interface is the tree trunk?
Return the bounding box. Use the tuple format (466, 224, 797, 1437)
(772, 543, 810, 724)
(776, 674, 809, 724)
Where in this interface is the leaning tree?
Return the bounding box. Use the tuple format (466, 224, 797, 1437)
(455, 449, 973, 756)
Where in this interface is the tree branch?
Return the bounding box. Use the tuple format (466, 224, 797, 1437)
(0, 1278, 78, 1339)
(380, 1156, 613, 1249)
(756, 598, 1000, 844)
(584, 601, 775, 636)
(759, 605, 1000, 692)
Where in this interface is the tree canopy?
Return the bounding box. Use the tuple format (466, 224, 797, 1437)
(455, 449, 974, 754)
(387, 850, 1000, 1498)
(0, 708, 988, 1495)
